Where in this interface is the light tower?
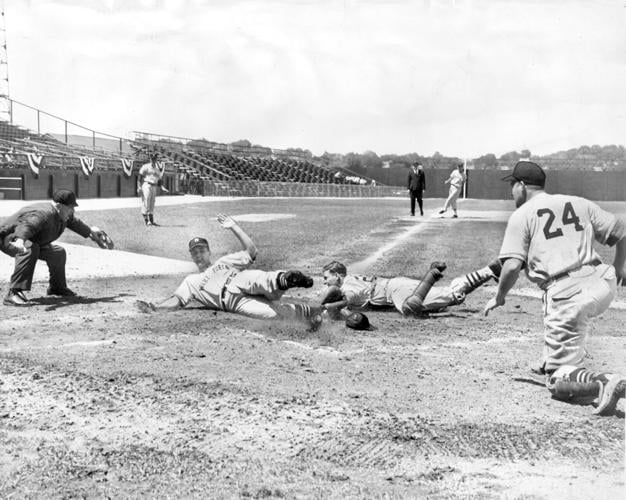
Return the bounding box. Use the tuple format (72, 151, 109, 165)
(0, 0, 9, 122)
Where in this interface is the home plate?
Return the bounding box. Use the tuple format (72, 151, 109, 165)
(0, 243, 197, 284)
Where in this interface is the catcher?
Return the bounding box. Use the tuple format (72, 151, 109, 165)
(320, 258, 501, 318)
(0, 189, 114, 306)
(136, 214, 323, 330)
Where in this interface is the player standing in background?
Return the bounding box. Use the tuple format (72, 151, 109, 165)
(137, 153, 163, 226)
(321, 258, 501, 317)
(407, 162, 426, 216)
(439, 163, 466, 218)
(483, 161, 626, 416)
(136, 214, 323, 330)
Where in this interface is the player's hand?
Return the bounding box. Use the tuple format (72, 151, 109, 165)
(9, 238, 28, 255)
(217, 214, 236, 229)
(483, 295, 505, 316)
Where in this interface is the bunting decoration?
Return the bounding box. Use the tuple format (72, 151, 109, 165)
(121, 158, 133, 177)
(26, 153, 44, 177)
(80, 157, 96, 177)
(157, 161, 166, 177)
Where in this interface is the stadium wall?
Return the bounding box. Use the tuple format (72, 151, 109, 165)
(0, 167, 176, 201)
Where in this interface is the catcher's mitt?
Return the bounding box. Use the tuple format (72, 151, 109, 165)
(90, 227, 114, 250)
(135, 300, 156, 314)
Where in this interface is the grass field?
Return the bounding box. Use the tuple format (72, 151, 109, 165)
(1, 196, 625, 499)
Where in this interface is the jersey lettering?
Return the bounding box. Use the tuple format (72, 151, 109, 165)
(537, 202, 584, 240)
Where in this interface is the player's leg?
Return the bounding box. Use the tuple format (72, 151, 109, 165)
(417, 192, 424, 216)
(388, 264, 445, 316)
(3, 239, 39, 305)
(39, 244, 73, 296)
(410, 191, 416, 216)
(140, 183, 150, 225)
(147, 185, 157, 225)
(227, 294, 323, 330)
(229, 269, 313, 302)
(450, 188, 459, 217)
(440, 186, 455, 214)
(449, 258, 502, 296)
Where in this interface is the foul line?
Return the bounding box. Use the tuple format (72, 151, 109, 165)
(349, 219, 432, 274)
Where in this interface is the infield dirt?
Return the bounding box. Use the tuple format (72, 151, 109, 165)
(1, 197, 624, 499)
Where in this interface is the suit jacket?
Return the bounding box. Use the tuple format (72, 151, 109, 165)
(0, 202, 91, 248)
(408, 170, 426, 192)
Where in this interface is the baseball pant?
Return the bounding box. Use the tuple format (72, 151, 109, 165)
(384, 277, 461, 314)
(409, 190, 423, 215)
(222, 270, 287, 319)
(541, 263, 616, 373)
(442, 186, 462, 212)
(141, 182, 157, 215)
(0, 239, 67, 291)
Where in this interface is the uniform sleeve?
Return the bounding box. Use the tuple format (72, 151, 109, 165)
(498, 210, 529, 263)
(215, 251, 254, 270)
(588, 201, 624, 246)
(12, 212, 48, 240)
(173, 276, 194, 306)
(67, 215, 92, 238)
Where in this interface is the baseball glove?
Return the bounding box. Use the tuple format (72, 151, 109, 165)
(90, 227, 114, 250)
(135, 300, 156, 314)
(321, 285, 345, 305)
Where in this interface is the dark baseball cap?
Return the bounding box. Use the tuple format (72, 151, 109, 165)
(501, 161, 546, 187)
(345, 312, 376, 331)
(52, 189, 78, 207)
(188, 237, 209, 251)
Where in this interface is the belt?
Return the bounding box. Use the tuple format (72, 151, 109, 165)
(540, 258, 601, 291)
(219, 274, 236, 310)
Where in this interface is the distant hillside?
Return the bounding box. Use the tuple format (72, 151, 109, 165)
(51, 134, 132, 154)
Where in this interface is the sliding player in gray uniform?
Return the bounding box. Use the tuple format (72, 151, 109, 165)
(137, 214, 323, 330)
(484, 161, 626, 416)
(321, 258, 501, 317)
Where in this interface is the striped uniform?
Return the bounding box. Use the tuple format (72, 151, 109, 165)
(499, 192, 624, 372)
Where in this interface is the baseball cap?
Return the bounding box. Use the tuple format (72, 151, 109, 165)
(52, 189, 78, 207)
(501, 161, 546, 187)
(188, 237, 209, 251)
(345, 312, 376, 331)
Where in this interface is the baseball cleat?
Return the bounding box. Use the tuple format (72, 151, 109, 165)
(47, 287, 77, 297)
(593, 376, 626, 416)
(283, 270, 314, 288)
(3, 289, 30, 307)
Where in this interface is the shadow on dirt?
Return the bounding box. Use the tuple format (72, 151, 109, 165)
(28, 293, 133, 311)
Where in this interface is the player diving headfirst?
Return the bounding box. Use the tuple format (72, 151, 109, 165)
(136, 214, 323, 330)
(320, 258, 502, 318)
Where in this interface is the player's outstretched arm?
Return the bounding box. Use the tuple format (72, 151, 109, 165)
(217, 214, 258, 260)
(135, 296, 182, 313)
(483, 257, 523, 316)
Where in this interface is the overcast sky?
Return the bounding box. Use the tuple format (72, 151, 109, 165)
(4, 0, 626, 157)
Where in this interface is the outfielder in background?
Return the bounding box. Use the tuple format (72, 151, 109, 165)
(321, 258, 501, 318)
(137, 153, 163, 226)
(0, 189, 114, 306)
(483, 161, 626, 416)
(439, 163, 466, 218)
(136, 214, 323, 330)
(407, 162, 426, 216)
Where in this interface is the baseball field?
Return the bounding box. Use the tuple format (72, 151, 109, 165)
(1, 195, 624, 499)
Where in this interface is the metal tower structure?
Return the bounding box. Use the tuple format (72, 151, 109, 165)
(0, 0, 9, 121)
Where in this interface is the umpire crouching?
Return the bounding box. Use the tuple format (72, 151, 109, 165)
(0, 189, 107, 306)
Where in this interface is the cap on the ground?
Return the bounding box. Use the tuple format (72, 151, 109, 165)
(52, 189, 78, 207)
(345, 312, 375, 331)
(501, 161, 546, 187)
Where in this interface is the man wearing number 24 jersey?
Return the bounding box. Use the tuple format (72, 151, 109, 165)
(484, 161, 626, 416)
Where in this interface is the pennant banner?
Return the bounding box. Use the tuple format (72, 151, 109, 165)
(26, 153, 43, 177)
(80, 157, 95, 177)
(121, 158, 133, 177)
(157, 161, 166, 177)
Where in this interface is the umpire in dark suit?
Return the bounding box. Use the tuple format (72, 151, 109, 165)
(407, 162, 426, 216)
(0, 189, 106, 306)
